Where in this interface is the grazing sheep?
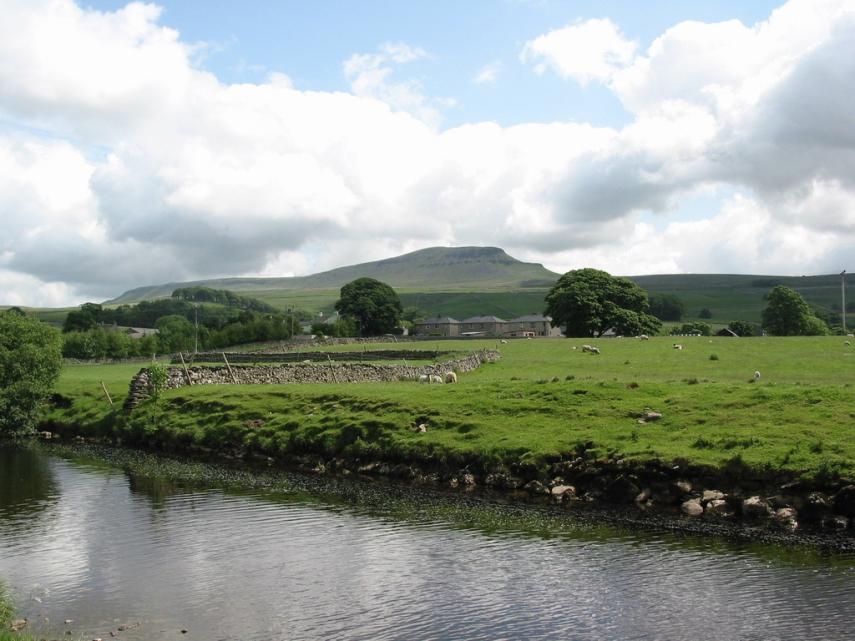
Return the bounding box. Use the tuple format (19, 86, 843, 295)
(444, 371, 458, 384)
(429, 374, 444, 384)
(582, 345, 600, 354)
(754, 371, 761, 380)
(673, 344, 683, 350)
(500, 339, 508, 344)
(590, 346, 600, 354)
(639, 334, 649, 340)
(418, 374, 429, 384)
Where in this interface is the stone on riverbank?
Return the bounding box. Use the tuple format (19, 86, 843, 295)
(742, 496, 773, 519)
(681, 498, 703, 516)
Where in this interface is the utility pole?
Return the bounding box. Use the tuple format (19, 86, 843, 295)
(194, 303, 199, 354)
(843, 270, 847, 334)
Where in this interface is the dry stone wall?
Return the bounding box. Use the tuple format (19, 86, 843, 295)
(125, 350, 500, 410)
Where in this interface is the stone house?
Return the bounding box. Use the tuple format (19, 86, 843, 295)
(415, 316, 461, 336)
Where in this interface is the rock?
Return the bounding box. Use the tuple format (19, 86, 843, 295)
(701, 490, 725, 503)
(550, 484, 575, 498)
(643, 411, 663, 422)
(524, 480, 547, 495)
(741, 496, 772, 519)
(766, 494, 792, 510)
(635, 487, 652, 503)
(603, 475, 641, 504)
(672, 480, 693, 497)
(774, 507, 799, 531)
(10, 619, 27, 632)
(833, 485, 855, 517)
(681, 498, 704, 516)
(706, 499, 733, 517)
(459, 472, 476, 486)
(821, 515, 849, 532)
(795, 492, 832, 523)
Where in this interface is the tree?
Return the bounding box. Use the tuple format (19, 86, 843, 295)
(0, 312, 62, 435)
(699, 308, 713, 319)
(544, 268, 661, 337)
(727, 320, 757, 337)
(334, 278, 403, 336)
(154, 315, 195, 353)
(648, 294, 685, 321)
(669, 321, 711, 336)
(63, 302, 103, 332)
(761, 286, 827, 336)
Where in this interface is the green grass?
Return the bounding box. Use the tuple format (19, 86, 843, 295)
(0, 584, 36, 641)
(45, 337, 855, 480)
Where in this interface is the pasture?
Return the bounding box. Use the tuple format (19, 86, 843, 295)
(47, 336, 855, 479)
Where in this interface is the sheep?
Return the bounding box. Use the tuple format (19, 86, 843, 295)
(582, 344, 600, 354)
(638, 334, 649, 340)
(444, 371, 458, 384)
(754, 370, 761, 380)
(572, 346, 577, 350)
(418, 374, 429, 384)
(500, 339, 508, 344)
(429, 374, 444, 384)
(673, 344, 683, 350)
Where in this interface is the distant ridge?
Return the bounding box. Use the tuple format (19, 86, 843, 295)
(107, 246, 561, 305)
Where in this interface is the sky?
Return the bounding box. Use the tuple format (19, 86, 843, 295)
(1, 0, 854, 307)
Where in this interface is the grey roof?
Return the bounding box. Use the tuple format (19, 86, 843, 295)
(510, 314, 551, 322)
(461, 315, 506, 323)
(417, 316, 460, 324)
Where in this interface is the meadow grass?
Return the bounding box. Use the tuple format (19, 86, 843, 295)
(46, 337, 855, 479)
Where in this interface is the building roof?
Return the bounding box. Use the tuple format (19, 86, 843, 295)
(417, 316, 460, 324)
(510, 314, 551, 322)
(461, 315, 506, 323)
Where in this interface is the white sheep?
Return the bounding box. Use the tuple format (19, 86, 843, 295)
(754, 370, 761, 380)
(638, 334, 649, 340)
(673, 344, 683, 350)
(582, 344, 600, 354)
(444, 371, 458, 384)
(429, 374, 444, 384)
(418, 374, 429, 384)
(500, 339, 508, 344)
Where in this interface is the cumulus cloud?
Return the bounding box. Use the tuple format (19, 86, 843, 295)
(521, 18, 637, 84)
(473, 61, 501, 85)
(0, 0, 854, 306)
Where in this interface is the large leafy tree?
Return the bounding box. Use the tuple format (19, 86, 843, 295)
(334, 278, 403, 336)
(648, 293, 685, 321)
(761, 285, 828, 336)
(545, 268, 661, 337)
(0, 311, 63, 435)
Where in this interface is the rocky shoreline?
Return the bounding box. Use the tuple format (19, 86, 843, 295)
(34, 433, 855, 550)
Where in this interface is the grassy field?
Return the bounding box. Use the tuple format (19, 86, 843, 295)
(45, 337, 855, 480)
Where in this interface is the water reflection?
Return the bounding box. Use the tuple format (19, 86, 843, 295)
(0, 444, 853, 641)
(0, 444, 59, 528)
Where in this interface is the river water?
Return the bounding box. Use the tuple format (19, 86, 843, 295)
(1, 444, 854, 641)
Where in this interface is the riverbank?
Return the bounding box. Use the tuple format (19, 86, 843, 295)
(40, 337, 855, 543)
(0, 585, 35, 641)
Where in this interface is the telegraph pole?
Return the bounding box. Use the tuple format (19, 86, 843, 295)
(843, 270, 847, 334)
(194, 303, 199, 354)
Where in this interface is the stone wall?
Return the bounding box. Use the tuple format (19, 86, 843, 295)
(178, 349, 446, 364)
(125, 350, 500, 410)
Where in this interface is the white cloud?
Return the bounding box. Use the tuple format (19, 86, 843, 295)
(343, 41, 453, 126)
(521, 18, 637, 85)
(473, 61, 501, 85)
(0, 0, 854, 306)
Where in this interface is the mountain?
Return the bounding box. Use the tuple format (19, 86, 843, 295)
(107, 246, 560, 305)
(103, 247, 850, 324)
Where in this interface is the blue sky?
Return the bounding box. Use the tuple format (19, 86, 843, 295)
(1, 0, 854, 306)
(85, 0, 781, 128)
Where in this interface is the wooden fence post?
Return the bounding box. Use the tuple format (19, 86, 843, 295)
(100, 381, 114, 407)
(222, 352, 238, 384)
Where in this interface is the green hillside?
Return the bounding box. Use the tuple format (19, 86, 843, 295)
(108, 246, 559, 305)
(632, 273, 849, 323)
(11, 247, 851, 326)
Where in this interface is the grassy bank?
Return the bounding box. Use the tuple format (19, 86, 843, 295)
(0, 584, 34, 641)
(43, 337, 855, 482)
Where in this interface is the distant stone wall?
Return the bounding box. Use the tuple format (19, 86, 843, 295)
(124, 350, 500, 410)
(178, 349, 446, 364)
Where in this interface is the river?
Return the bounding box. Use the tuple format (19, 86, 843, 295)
(1, 444, 854, 641)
